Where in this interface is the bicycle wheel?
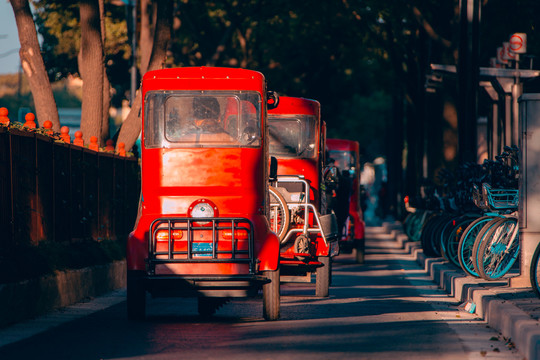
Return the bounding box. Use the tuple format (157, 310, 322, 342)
(439, 215, 461, 263)
(408, 210, 427, 241)
(458, 216, 495, 277)
(477, 217, 519, 280)
(530, 243, 540, 299)
(268, 186, 290, 243)
(444, 216, 475, 268)
(471, 217, 506, 276)
(420, 212, 442, 257)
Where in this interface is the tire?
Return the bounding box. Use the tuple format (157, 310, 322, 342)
(477, 217, 519, 280)
(127, 270, 146, 321)
(268, 186, 290, 243)
(443, 216, 475, 268)
(263, 268, 280, 321)
(316, 256, 331, 297)
(354, 238, 365, 264)
(471, 217, 505, 276)
(458, 216, 494, 277)
(420, 213, 442, 257)
(530, 243, 540, 299)
(439, 215, 459, 262)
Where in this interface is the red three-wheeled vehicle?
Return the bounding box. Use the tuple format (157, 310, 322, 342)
(126, 66, 281, 320)
(267, 96, 339, 297)
(326, 138, 366, 263)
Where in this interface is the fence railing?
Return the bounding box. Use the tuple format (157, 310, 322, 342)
(0, 126, 140, 251)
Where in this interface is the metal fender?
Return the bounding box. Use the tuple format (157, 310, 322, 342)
(126, 230, 148, 271)
(257, 230, 280, 271)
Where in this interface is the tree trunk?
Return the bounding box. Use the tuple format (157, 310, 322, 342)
(139, 0, 157, 75)
(10, 0, 60, 131)
(99, 0, 111, 144)
(79, 0, 104, 146)
(116, 0, 173, 152)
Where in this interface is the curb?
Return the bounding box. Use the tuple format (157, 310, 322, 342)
(0, 260, 126, 328)
(373, 223, 540, 360)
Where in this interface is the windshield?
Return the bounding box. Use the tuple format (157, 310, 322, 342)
(328, 150, 356, 175)
(268, 115, 317, 158)
(144, 91, 261, 148)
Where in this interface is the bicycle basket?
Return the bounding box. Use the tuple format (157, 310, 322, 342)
(472, 183, 489, 210)
(482, 183, 519, 209)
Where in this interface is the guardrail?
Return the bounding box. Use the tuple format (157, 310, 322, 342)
(0, 111, 140, 252)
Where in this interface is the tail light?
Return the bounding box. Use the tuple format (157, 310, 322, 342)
(222, 229, 249, 240)
(156, 229, 183, 241)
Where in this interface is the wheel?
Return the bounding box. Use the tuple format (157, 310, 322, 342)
(127, 270, 146, 321)
(263, 268, 280, 320)
(477, 217, 520, 280)
(458, 216, 494, 277)
(316, 256, 331, 297)
(408, 210, 426, 241)
(439, 215, 459, 262)
(420, 213, 441, 257)
(471, 217, 505, 276)
(530, 242, 540, 299)
(444, 216, 475, 268)
(268, 186, 290, 243)
(354, 238, 365, 264)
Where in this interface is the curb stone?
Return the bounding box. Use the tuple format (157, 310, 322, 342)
(371, 222, 540, 360)
(0, 260, 126, 328)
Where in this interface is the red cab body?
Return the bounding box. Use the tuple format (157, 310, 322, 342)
(126, 67, 280, 320)
(268, 96, 338, 297)
(326, 138, 366, 263)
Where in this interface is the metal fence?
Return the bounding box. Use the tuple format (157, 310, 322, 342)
(0, 127, 140, 251)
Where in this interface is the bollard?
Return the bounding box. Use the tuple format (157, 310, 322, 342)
(0, 107, 9, 126)
(24, 113, 36, 128)
(89, 136, 99, 151)
(60, 126, 71, 143)
(42, 120, 53, 135)
(118, 142, 126, 157)
(73, 131, 84, 147)
(105, 139, 115, 152)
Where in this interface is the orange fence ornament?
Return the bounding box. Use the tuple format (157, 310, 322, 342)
(60, 126, 71, 143)
(0, 107, 9, 126)
(42, 120, 53, 135)
(73, 131, 84, 146)
(24, 113, 36, 129)
(118, 142, 126, 157)
(89, 136, 99, 151)
(105, 139, 115, 152)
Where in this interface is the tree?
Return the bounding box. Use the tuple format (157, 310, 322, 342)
(115, 0, 173, 152)
(79, 0, 104, 145)
(10, 0, 60, 130)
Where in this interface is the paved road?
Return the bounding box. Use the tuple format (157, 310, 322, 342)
(0, 229, 523, 359)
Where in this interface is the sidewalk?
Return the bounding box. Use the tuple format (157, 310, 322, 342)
(367, 222, 540, 360)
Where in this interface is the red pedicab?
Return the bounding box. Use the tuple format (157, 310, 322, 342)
(267, 96, 338, 297)
(126, 66, 281, 320)
(326, 138, 366, 263)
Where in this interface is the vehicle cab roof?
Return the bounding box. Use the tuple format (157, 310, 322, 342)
(142, 67, 266, 92)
